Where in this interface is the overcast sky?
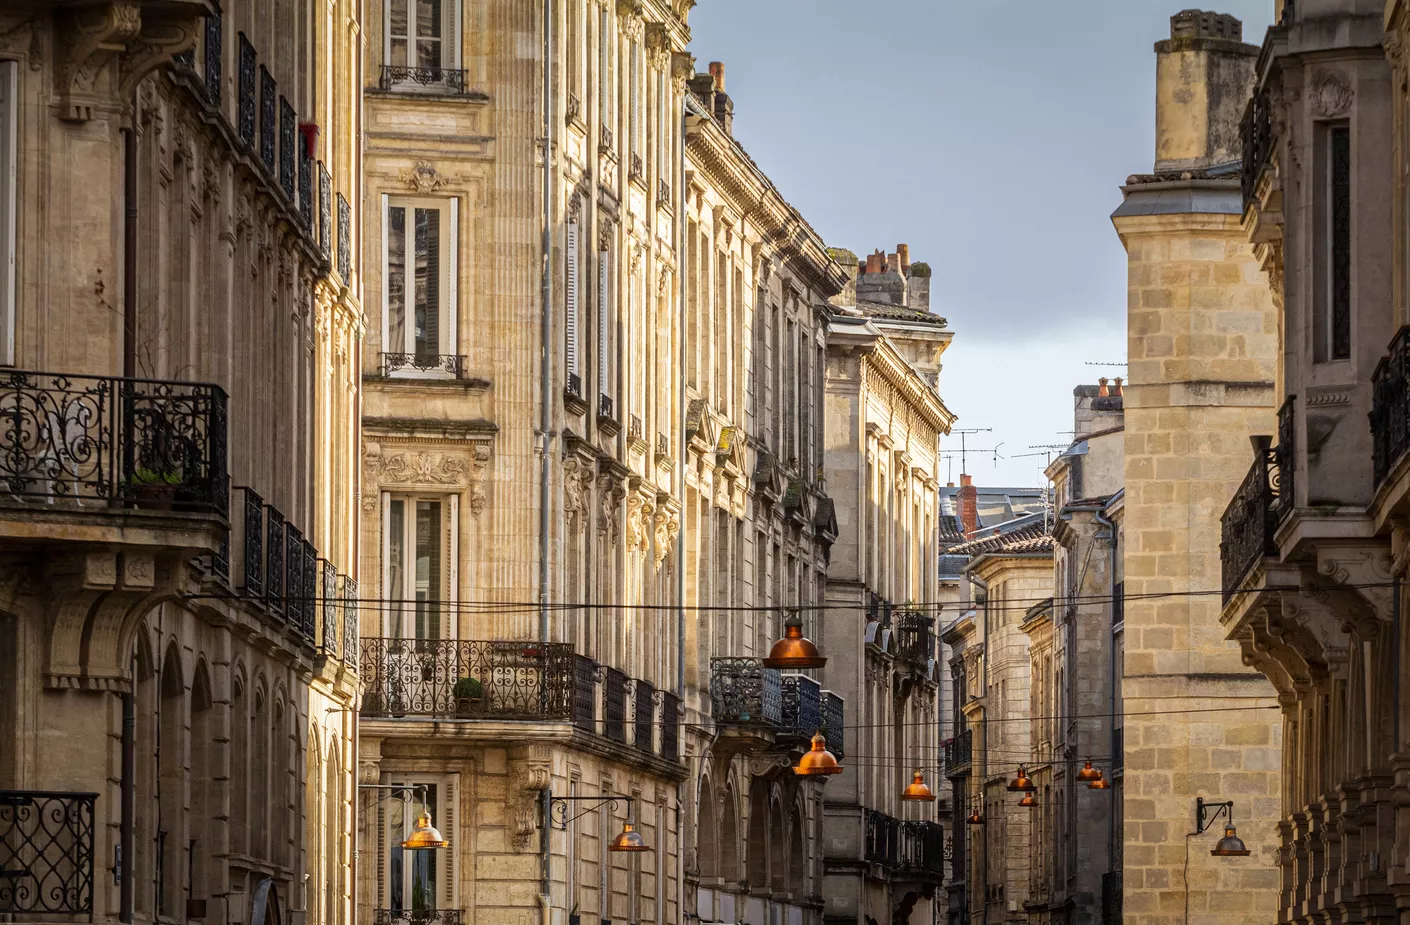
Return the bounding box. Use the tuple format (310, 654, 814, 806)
(689, 0, 1273, 487)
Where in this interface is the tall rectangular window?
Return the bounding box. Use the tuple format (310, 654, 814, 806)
(629, 40, 641, 159)
(598, 8, 611, 139)
(0, 60, 15, 366)
(565, 221, 581, 391)
(386, 0, 457, 80)
(383, 197, 456, 374)
(599, 245, 614, 403)
(1315, 123, 1352, 362)
(385, 776, 455, 912)
(383, 494, 455, 640)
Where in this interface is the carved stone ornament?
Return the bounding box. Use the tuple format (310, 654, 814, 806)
(671, 51, 696, 87)
(1312, 70, 1353, 118)
(400, 160, 458, 194)
(626, 492, 654, 552)
(511, 758, 552, 851)
(645, 22, 671, 65)
(379, 452, 470, 485)
(564, 455, 595, 522)
(652, 507, 680, 570)
(598, 476, 624, 538)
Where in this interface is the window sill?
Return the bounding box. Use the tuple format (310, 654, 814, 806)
(367, 86, 490, 104)
(364, 373, 490, 392)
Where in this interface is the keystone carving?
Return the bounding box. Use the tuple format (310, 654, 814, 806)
(1312, 70, 1354, 118)
(400, 160, 459, 194)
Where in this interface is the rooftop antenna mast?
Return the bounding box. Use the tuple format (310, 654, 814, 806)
(951, 428, 994, 475)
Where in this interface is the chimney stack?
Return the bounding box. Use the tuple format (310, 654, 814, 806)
(1098, 377, 1110, 397)
(886, 251, 901, 274)
(1113, 377, 1124, 396)
(958, 474, 979, 539)
(1153, 10, 1258, 173)
(708, 61, 725, 92)
(897, 244, 910, 273)
(865, 251, 884, 274)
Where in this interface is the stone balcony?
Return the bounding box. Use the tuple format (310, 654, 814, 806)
(709, 657, 844, 759)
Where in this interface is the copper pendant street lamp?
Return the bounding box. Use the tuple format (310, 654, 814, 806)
(967, 808, 985, 826)
(1087, 771, 1111, 791)
(1006, 765, 1036, 793)
(794, 733, 843, 776)
(1017, 792, 1038, 809)
(1076, 760, 1101, 783)
(763, 611, 826, 669)
(901, 770, 937, 802)
(1196, 798, 1250, 857)
(549, 793, 652, 852)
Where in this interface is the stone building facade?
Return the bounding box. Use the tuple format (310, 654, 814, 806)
(0, 7, 363, 925)
(1111, 10, 1283, 925)
(820, 260, 955, 925)
(1219, 0, 1408, 922)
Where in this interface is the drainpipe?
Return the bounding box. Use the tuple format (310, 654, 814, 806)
(122, 98, 138, 379)
(1094, 507, 1118, 873)
(675, 99, 687, 925)
(1395, 576, 1401, 754)
(121, 668, 135, 924)
(538, 0, 555, 652)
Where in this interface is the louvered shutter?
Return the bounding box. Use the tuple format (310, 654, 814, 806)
(414, 207, 441, 362)
(598, 250, 612, 399)
(439, 777, 456, 908)
(445, 495, 458, 640)
(566, 222, 580, 379)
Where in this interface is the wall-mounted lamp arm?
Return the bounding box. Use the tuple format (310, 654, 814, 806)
(1195, 797, 1234, 835)
(548, 793, 636, 829)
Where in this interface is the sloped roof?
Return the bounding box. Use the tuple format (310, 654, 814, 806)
(855, 298, 949, 328)
(944, 521, 1054, 558)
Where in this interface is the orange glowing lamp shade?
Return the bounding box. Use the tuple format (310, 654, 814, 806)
(401, 810, 449, 850)
(1210, 826, 1250, 857)
(1017, 792, 1038, 809)
(1087, 772, 1112, 791)
(609, 822, 650, 853)
(763, 621, 826, 669)
(901, 771, 937, 802)
(794, 733, 843, 776)
(1077, 761, 1101, 783)
(1006, 766, 1036, 793)
(967, 808, 986, 825)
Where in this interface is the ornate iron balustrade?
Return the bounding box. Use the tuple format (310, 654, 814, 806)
(279, 97, 296, 198)
(1241, 89, 1272, 208)
(0, 371, 228, 512)
(298, 150, 313, 230)
(821, 690, 844, 759)
(1276, 397, 1295, 524)
(897, 821, 945, 878)
(284, 523, 304, 630)
(604, 667, 629, 742)
(265, 505, 285, 615)
(0, 791, 96, 917)
(566, 372, 582, 398)
(1372, 326, 1410, 487)
(1102, 870, 1122, 925)
(379, 65, 469, 93)
(572, 654, 595, 732)
(661, 691, 680, 760)
(565, 93, 581, 123)
(598, 394, 615, 421)
(236, 487, 264, 595)
(207, 481, 230, 582)
(944, 728, 973, 775)
(897, 610, 934, 665)
(203, 13, 222, 103)
(780, 674, 821, 739)
(710, 657, 782, 726)
(321, 560, 338, 654)
(360, 638, 580, 719)
(373, 910, 463, 925)
(658, 179, 671, 207)
(1220, 436, 1280, 603)
(237, 33, 256, 146)
(629, 153, 644, 180)
(336, 193, 352, 281)
(628, 414, 643, 443)
(634, 679, 654, 753)
(318, 163, 332, 259)
(340, 575, 359, 668)
(258, 66, 276, 171)
(299, 538, 318, 640)
(864, 810, 900, 867)
(379, 353, 466, 378)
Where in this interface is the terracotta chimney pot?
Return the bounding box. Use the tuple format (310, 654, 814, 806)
(1113, 377, 1124, 396)
(1098, 377, 1109, 397)
(708, 61, 725, 91)
(897, 244, 910, 271)
(865, 252, 883, 274)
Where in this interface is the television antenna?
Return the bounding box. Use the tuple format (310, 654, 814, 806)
(950, 428, 996, 476)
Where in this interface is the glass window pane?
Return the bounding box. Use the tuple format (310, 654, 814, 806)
(416, 39, 442, 72)
(390, 0, 409, 38)
(410, 783, 438, 910)
(416, 0, 443, 39)
(414, 500, 443, 640)
(390, 38, 408, 68)
(387, 795, 406, 911)
(413, 208, 441, 358)
(388, 499, 406, 639)
(387, 207, 407, 352)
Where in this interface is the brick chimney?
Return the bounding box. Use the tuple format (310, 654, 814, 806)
(1098, 377, 1110, 397)
(865, 251, 884, 274)
(689, 61, 734, 135)
(957, 474, 979, 539)
(708, 61, 725, 91)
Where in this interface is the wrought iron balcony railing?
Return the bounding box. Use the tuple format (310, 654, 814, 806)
(1276, 397, 1295, 524)
(237, 33, 256, 147)
(944, 728, 973, 776)
(605, 666, 629, 743)
(865, 809, 898, 866)
(203, 13, 222, 104)
(897, 610, 935, 665)
(1240, 88, 1272, 208)
(360, 638, 581, 720)
(1220, 435, 1280, 603)
(710, 657, 782, 726)
(1102, 870, 1122, 925)
(1373, 327, 1410, 487)
(373, 910, 463, 925)
(571, 653, 594, 733)
(378, 353, 467, 378)
(781, 674, 821, 740)
(897, 820, 945, 878)
(634, 679, 654, 753)
(379, 65, 469, 93)
(259, 65, 276, 172)
(598, 393, 615, 421)
(0, 791, 96, 917)
(661, 690, 680, 760)
(0, 371, 228, 514)
(821, 689, 844, 759)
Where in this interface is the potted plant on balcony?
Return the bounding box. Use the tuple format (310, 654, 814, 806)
(127, 465, 185, 510)
(453, 675, 483, 716)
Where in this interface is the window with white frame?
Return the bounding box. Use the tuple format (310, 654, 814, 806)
(383, 197, 457, 375)
(0, 60, 15, 366)
(565, 220, 582, 394)
(385, 0, 459, 84)
(382, 494, 457, 641)
(598, 242, 614, 407)
(384, 775, 456, 913)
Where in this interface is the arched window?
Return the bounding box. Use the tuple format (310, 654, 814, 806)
(133, 634, 157, 917)
(252, 689, 269, 860)
(305, 732, 322, 925)
(325, 742, 342, 925)
(158, 646, 185, 919)
(232, 677, 248, 855)
(191, 662, 215, 908)
(746, 785, 768, 887)
(696, 784, 718, 881)
(719, 784, 739, 884)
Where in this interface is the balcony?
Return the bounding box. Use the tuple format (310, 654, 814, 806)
(897, 610, 935, 667)
(376, 353, 468, 379)
(821, 690, 844, 759)
(1372, 327, 1410, 488)
(1240, 88, 1273, 208)
(359, 638, 583, 721)
(0, 371, 227, 516)
(1219, 435, 1281, 603)
(605, 666, 629, 743)
(780, 674, 820, 742)
(373, 910, 463, 925)
(944, 728, 973, 776)
(710, 657, 782, 726)
(864, 811, 944, 881)
(0, 791, 96, 918)
(378, 65, 469, 94)
(634, 679, 654, 753)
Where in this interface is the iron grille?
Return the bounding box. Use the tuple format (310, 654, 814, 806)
(278, 97, 296, 198)
(298, 150, 313, 230)
(709, 657, 782, 726)
(598, 394, 614, 421)
(897, 821, 945, 878)
(359, 638, 583, 720)
(566, 372, 582, 398)
(236, 33, 256, 146)
(284, 523, 304, 629)
(1275, 397, 1295, 523)
(1219, 436, 1279, 603)
(237, 487, 264, 595)
(379, 353, 466, 377)
(321, 560, 338, 654)
(373, 910, 464, 925)
(378, 65, 468, 93)
(660, 691, 680, 760)
(258, 66, 276, 171)
(203, 13, 222, 103)
(820, 690, 844, 759)
(943, 728, 973, 776)
(1372, 327, 1410, 487)
(605, 667, 629, 742)
(207, 476, 231, 582)
(0, 791, 96, 917)
(336, 193, 351, 281)
(864, 810, 899, 867)
(572, 654, 596, 732)
(0, 371, 227, 512)
(1240, 89, 1272, 208)
(780, 673, 821, 739)
(318, 162, 332, 259)
(340, 575, 359, 669)
(300, 539, 318, 640)
(897, 610, 934, 665)
(264, 505, 285, 616)
(634, 680, 654, 753)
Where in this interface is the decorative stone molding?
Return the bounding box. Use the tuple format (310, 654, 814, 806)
(378, 451, 470, 486)
(671, 51, 696, 88)
(1317, 546, 1394, 624)
(652, 506, 680, 570)
(399, 160, 459, 194)
(510, 751, 552, 851)
(55, 3, 201, 123)
(565, 454, 596, 524)
(645, 22, 671, 66)
(627, 491, 654, 552)
(1312, 70, 1353, 118)
(598, 475, 625, 538)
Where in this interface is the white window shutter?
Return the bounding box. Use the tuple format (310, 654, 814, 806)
(599, 250, 611, 399)
(566, 223, 580, 378)
(448, 198, 459, 357)
(446, 494, 459, 640)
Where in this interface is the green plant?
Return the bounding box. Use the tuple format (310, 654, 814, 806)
(129, 466, 184, 486)
(453, 676, 483, 699)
